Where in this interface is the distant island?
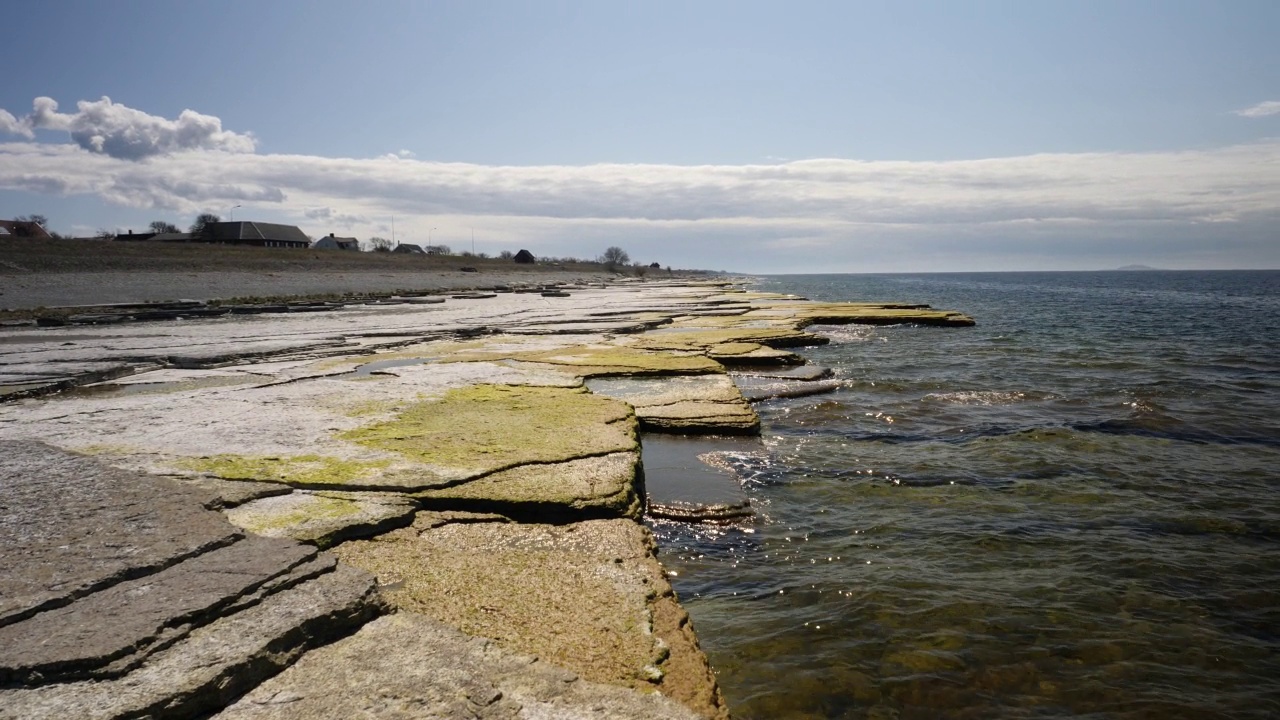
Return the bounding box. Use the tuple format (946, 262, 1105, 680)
(1115, 264, 1161, 271)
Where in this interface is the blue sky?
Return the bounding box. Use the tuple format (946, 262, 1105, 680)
(2, 0, 1278, 272)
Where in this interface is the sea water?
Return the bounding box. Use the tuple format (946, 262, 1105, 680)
(649, 271, 1280, 719)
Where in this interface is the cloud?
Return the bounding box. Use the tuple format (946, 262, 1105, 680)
(0, 96, 256, 160)
(0, 108, 34, 139)
(1234, 100, 1280, 118)
(1, 120, 1279, 270)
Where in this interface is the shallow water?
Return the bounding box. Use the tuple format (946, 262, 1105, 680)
(650, 271, 1280, 719)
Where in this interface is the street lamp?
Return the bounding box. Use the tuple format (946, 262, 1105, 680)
(229, 204, 242, 222)
(429, 227, 438, 247)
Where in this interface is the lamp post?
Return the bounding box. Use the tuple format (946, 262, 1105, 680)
(229, 204, 241, 222)
(429, 227, 437, 248)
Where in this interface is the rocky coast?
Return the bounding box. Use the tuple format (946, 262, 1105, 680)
(0, 273, 973, 719)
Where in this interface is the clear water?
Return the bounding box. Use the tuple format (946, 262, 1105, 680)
(649, 271, 1280, 719)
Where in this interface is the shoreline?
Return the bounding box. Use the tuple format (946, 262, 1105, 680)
(0, 277, 973, 718)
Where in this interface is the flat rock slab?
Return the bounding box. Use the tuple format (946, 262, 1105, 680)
(0, 440, 241, 626)
(640, 435, 761, 522)
(213, 612, 700, 720)
(0, 565, 382, 720)
(0, 536, 323, 684)
(224, 490, 418, 548)
(416, 451, 643, 521)
(587, 375, 759, 435)
(332, 515, 727, 719)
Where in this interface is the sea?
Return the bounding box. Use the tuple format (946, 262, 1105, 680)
(648, 271, 1280, 720)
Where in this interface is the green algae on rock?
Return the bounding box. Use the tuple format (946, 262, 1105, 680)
(587, 376, 760, 435)
(341, 384, 638, 476)
(224, 491, 417, 548)
(415, 451, 643, 521)
(183, 454, 393, 488)
(444, 343, 725, 377)
(332, 514, 728, 719)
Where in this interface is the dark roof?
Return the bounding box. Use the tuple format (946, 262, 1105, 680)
(513, 249, 536, 263)
(393, 243, 425, 253)
(205, 221, 311, 245)
(0, 220, 52, 238)
(152, 232, 196, 242)
(313, 236, 360, 250)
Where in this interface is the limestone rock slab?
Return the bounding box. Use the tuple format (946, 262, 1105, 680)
(225, 490, 417, 547)
(0, 440, 241, 626)
(333, 516, 727, 719)
(213, 612, 699, 720)
(416, 451, 643, 521)
(0, 565, 382, 720)
(587, 375, 759, 435)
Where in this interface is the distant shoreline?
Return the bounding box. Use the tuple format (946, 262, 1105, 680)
(0, 238, 704, 312)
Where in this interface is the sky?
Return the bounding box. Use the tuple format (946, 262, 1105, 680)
(2, 0, 1278, 273)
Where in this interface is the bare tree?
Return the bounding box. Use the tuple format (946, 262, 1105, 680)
(190, 213, 221, 237)
(369, 236, 394, 252)
(149, 220, 179, 234)
(499, 250, 514, 260)
(599, 246, 629, 269)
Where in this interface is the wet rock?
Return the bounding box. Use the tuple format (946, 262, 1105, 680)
(213, 612, 700, 720)
(333, 515, 727, 719)
(733, 376, 844, 402)
(732, 364, 834, 381)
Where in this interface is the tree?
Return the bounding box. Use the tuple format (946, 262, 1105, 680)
(499, 250, 514, 260)
(16, 214, 48, 228)
(149, 220, 179, 234)
(599, 246, 629, 269)
(369, 236, 394, 252)
(190, 213, 221, 237)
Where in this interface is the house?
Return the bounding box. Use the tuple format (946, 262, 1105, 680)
(393, 243, 425, 254)
(200, 221, 311, 249)
(112, 230, 159, 241)
(424, 245, 450, 256)
(0, 219, 52, 238)
(313, 233, 360, 251)
(513, 249, 536, 264)
(152, 232, 196, 242)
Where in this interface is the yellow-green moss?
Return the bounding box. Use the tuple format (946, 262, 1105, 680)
(235, 495, 362, 534)
(181, 454, 392, 486)
(340, 384, 638, 471)
(444, 344, 723, 377)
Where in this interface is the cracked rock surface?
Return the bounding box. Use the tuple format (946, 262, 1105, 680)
(0, 441, 383, 720)
(213, 612, 701, 720)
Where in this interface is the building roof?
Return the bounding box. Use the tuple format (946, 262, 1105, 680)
(152, 232, 196, 242)
(0, 220, 52, 238)
(205, 221, 311, 245)
(313, 235, 360, 249)
(393, 243, 425, 253)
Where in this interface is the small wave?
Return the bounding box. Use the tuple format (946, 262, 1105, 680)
(921, 390, 1036, 405)
(808, 324, 877, 343)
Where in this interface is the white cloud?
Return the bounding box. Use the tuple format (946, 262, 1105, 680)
(0, 96, 256, 160)
(1233, 100, 1280, 118)
(1, 102, 1279, 270)
(0, 108, 34, 139)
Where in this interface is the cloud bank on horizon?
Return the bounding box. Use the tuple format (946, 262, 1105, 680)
(2, 95, 1278, 272)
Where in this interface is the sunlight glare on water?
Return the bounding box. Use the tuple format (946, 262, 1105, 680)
(649, 271, 1280, 720)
